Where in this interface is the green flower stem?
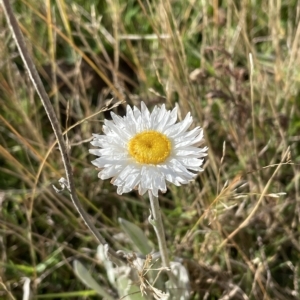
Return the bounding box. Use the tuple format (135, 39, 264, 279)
(148, 191, 179, 290)
(148, 191, 170, 268)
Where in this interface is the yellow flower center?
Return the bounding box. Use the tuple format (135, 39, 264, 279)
(128, 130, 171, 165)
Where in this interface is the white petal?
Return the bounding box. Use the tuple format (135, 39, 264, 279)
(155, 110, 171, 132)
(176, 146, 208, 157)
(138, 185, 148, 196)
(133, 105, 141, 119)
(98, 165, 123, 179)
(91, 157, 129, 168)
(163, 113, 193, 137)
(167, 106, 178, 126)
(110, 112, 126, 128)
(157, 165, 181, 186)
(113, 164, 138, 185)
(141, 102, 151, 130)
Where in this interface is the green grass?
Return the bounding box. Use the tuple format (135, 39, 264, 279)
(1, 0, 300, 299)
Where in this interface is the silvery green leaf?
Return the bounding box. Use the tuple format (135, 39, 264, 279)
(166, 262, 190, 300)
(73, 260, 114, 300)
(117, 275, 145, 300)
(97, 244, 116, 286)
(119, 218, 152, 255)
(149, 258, 165, 291)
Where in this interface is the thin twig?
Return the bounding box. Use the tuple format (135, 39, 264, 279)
(1, 0, 122, 263)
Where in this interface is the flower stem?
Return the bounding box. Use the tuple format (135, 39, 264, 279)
(148, 191, 170, 268)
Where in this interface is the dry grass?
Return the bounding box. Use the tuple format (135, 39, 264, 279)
(0, 0, 300, 299)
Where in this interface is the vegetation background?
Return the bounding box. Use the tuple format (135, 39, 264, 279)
(0, 0, 300, 299)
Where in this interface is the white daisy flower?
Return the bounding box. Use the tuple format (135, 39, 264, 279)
(89, 102, 208, 197)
